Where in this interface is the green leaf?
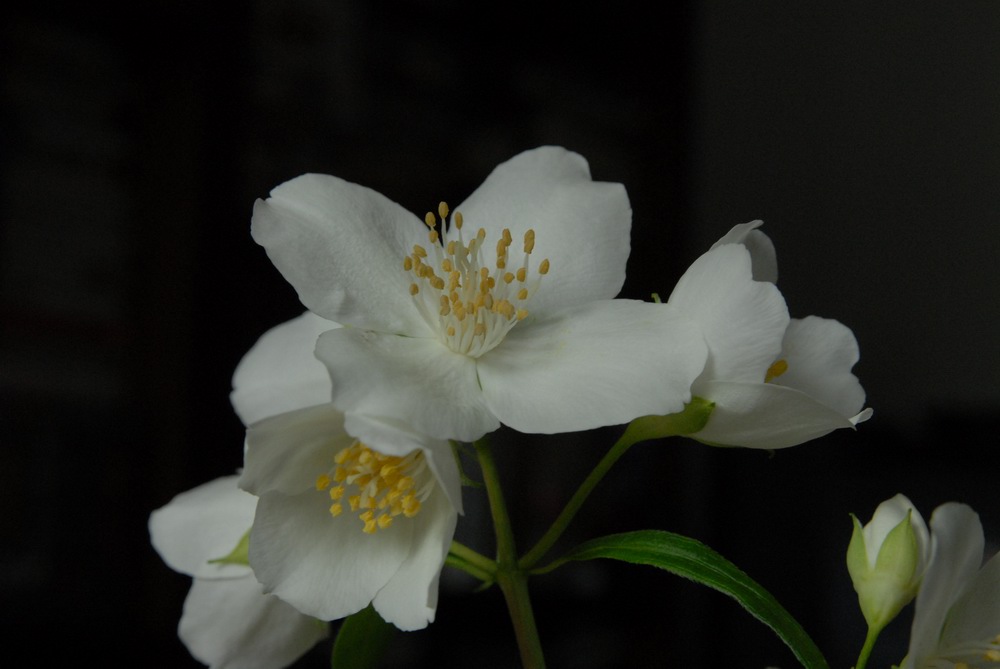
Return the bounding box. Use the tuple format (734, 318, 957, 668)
(544, 530, 829, 669)
(619, 397, 716, 447)
(330, 605, 395, 669)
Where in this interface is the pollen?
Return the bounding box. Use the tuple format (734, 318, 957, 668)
(403, 201, 551, 357)
(315, 441, 433, 535)
(765, 359, 788, 383)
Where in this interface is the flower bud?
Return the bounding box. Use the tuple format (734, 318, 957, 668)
(847, 494, 929, 629)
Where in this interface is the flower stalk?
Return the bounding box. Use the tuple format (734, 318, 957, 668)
(474, 438, 546, 669)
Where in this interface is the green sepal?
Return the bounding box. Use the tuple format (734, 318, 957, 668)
(539, 530, 829, 669)
(619, 397, 716, 447)
(845, 514, 868, 584)
(330, 604, 395, 669)
(207, 529, 250, 567)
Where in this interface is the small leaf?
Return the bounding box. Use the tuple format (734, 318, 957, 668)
(330, 605, 395, 669)
(619, 397, 716, 446)
(545, 530, 829, 669)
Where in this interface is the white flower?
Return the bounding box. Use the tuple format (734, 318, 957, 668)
(902, 502, 1000, 669)
(231, 313, 462, 630)
(847, 494, 930, 629)
(666, 221, 871, 449)
(251, 146, 707, 441)
(149, 476, 327, 669)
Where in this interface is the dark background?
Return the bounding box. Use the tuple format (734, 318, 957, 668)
(2, 1, 998, 667)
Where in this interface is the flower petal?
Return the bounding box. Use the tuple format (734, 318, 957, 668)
(230, 311, 338, 426)
(476, 300, 708, 434)
(692, 381, 861, 449)
(241, 404, 355, 497)
(710, 220, 778, 283)
(344, 413, 464, 514)
(454, 146, 632, 315)
(179, 577, 327, 669)
(372, 489, 457, 630)
(315, 328, 499, 442)
(669, 244, 789, 384)
(251, 173, 432, 336)
(903, 503, 984, 669)
(940, 550, 1000, 651)
(776, 316, 866, 418)
(249, 489, 414, 622)
(149, 476, 254, 579)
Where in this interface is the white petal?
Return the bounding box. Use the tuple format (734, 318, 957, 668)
(476, 300, 708, 434)
(179, 577, 327, 669)
(241, 404, 355, 497)
(669, 244, 789, 383)
(315, 328, 499, 442)
(861, 494, 928, 570)
(941, 550, 1000, 650)
(251, 173, 432, 336)
(249, 490, 413, 621)
(710, 220, 778, 283)
(149, 476, 254, 579)
(904, 503, 984, 668)
(454, 147, 631, 315)
(373, 489, 457, 630)
(776, 316, 866, 418)
(692, 381, 861, 449)
(230, 312, 338, 426)
(344, 413, 464, 514)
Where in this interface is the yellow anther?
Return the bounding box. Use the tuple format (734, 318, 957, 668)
(412, 244, 428, 258)
(765, 359, 789, 383)
(496, 257, 507, 270)
(363, 519, 377, 534)
(524, 229, 535, 253)
(349, 495, 361, 511)
(431, 276, 445, 290)
(985, 650, 1000, 662)
(329, 503, 343, 517)
(316, 474, 331, 491)
(477, 228, 486, 241)
(447, 240, 457, 255)
(442, 258, 453, 272)
(502, 228, 512, 244)
(377, 514, 393, 529)
(503, 272, 515, 284)
(334, 466, 348, 482)
(454, 211, 463, 229)
(539, 259, 550, 275)
(438, 201, 449, 220)
(329, 486, 345, 500)
(409, 283, 419, 296)
(474, 323, 487, 336)
(429, 229, 439, 244)
(516, 309, 529, 320)
(517, 287, 529, 300)
(447, 325, 456, 337)
(403, 256, 413, 271)
(516, 267, 527, 282)
(424, 212, 436, 228)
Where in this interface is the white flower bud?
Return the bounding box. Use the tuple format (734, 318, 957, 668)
(847, 494, 930, 629)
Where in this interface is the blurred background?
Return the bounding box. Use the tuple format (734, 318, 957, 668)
(2, 1, 998, 667)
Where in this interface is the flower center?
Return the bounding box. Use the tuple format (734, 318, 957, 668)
(765, 359, 788, 383)
(315, 441, 433, 534)
(403, 201, 550, 358)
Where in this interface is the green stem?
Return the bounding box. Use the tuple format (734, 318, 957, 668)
(854, 623, 882, 669)
(450, 540, 496, 573)
(519, 431, 637, 571)
(445, 554, 495, 583)
(474, 437, 546, 669)
(446, 541, 497, 582)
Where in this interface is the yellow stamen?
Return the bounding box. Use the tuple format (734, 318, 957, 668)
(424, 212, 436, 228)
(438, 201, 449, 220)
(539, 259, 550, 275)
(765, 359, 789, 383)
(317, 441, 431, 534)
